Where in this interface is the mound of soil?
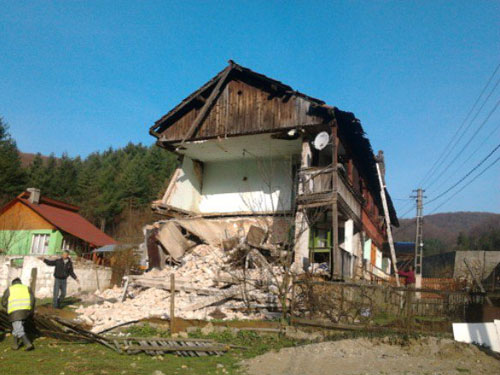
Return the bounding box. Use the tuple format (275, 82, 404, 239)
(242, 336, 500, 375)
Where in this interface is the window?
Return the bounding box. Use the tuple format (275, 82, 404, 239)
(31, 234, 50, 254)
(62, 237, 77, 252)
(62, 234, 89, 255)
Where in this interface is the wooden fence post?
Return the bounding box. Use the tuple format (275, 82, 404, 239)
(289, 275, 296, 323)
(170, 273, 175, 334)
(30, 268, 38, 297)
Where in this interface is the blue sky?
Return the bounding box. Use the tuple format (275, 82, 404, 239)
(1, 1, 499, 215)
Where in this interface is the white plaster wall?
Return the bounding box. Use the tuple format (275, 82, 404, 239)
(167, 157, 201, 213)
(363, 239, 372, 261)
(343, 220, 354, 254)
(375, 248, 383, 269)
(0, 256, 112, 298)
(0, 256, 22, 292)
(199, 158, 293, 213)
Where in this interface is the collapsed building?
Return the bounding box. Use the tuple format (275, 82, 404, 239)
(74, 62, 401, 330)
(147, 61, 399, 281)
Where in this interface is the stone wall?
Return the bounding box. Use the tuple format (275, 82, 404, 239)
(0, 255, 112, 298)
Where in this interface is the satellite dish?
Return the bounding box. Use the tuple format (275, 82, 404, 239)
(312, 131, 330, 151)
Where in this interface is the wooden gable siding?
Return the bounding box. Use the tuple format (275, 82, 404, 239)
(0, 201, 55, 230)
(159, 79, 327, 142)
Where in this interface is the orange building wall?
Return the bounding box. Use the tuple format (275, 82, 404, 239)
(0, 201, 55, 230)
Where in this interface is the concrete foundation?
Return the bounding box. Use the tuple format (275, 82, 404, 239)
(0, 255, 112, 298)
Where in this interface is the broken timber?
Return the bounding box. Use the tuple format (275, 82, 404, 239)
(0, 311, 229, 357)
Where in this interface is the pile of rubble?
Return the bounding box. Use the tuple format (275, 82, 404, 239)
(76, 244, 284, 333)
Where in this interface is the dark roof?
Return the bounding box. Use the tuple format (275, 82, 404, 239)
(394, 242, 416, 254)
(1, 192, 117, 247)
(150, 60, 399, 226)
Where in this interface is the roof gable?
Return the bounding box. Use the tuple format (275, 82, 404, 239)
(0, 200, 55, 230)
(150, 61, 330, 144)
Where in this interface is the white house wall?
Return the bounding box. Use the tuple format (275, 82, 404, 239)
(199, 158, 293, 214)
(166, 157, 202, 213)
(363, 238, 372, 261)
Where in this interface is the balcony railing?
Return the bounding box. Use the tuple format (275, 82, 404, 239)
(298, 167, 362, 217)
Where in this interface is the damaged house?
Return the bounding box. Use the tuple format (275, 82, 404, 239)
(148, 61, 399, 280)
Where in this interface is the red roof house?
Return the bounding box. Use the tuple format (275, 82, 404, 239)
(0, 188, 116, 255)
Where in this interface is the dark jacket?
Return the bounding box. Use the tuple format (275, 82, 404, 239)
(1, 284, 36, 322)
(43, 258, 78, 280)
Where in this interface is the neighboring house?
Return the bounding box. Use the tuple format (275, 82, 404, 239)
(0, 188, 117, 256)
(148, 61, 399, 279)
(423, 250, 500, 286)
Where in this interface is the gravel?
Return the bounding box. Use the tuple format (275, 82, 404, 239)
(242, 336, 500, 375)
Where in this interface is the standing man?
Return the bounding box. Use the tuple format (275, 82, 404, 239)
(43, 250, 79, 309)
(1, 278, 35, 351)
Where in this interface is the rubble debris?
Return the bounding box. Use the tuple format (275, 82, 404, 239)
(76, 244, 284, 333)
(246, 225, 267, 247)
(157, 221, 197, 261)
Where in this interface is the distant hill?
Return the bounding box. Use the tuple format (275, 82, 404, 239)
(18, 152, 52, 167)
(394, 212, 500, 252)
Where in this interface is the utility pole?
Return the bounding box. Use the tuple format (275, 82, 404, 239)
(412, 188, 425, 283)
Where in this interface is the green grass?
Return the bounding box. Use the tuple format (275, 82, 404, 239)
(0, 327, 300, 375)
(36, 296, 82, 310)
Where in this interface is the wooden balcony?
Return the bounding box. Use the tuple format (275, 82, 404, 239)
(297, 167, 362, 218)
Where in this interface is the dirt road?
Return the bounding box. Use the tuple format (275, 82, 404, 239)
(242, 336, 500, 375)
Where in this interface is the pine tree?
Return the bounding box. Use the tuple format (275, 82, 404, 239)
(0, 118, 27, 204)
(27, 153, 47, 189)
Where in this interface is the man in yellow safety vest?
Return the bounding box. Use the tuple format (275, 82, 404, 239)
(1, 278, 35, 350)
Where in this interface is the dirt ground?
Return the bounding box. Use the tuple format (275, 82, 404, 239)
(242, 336, 500, 375)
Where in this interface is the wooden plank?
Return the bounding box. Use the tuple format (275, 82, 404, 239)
(331, 123, 341, 279)
(170, 273, 176, 334)
(123, 345, 227, 352)
(376, 162, 400, 287)
(179, 65, 233, 145)
(183, 286, 240, 311)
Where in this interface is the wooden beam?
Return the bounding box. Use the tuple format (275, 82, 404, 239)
(331, 122, 342, 279)
(376, 162, 400, 287)
(178, 64, 233, 147)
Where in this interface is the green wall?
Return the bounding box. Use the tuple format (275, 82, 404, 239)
(1, 229, 64, 256)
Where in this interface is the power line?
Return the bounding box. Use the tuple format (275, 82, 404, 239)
(398, 204, 416, 219)
(426, 142, 500, 205)
(428, 155, 500, 214)
(419, 62, 500, 187)
(425, 97, 500, 190)
(441, 121, 500, 185)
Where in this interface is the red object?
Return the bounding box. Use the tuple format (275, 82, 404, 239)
(10, 192, 117, 247)
(398, 269, 416, 285)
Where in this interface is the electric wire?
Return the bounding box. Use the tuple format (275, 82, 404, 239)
(425, 97, 500, 190)
(427, 155, 500, 214)
(418, 62, 500, 187)
(439, 121, 500, 188)
(426, 142, 500, 205)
